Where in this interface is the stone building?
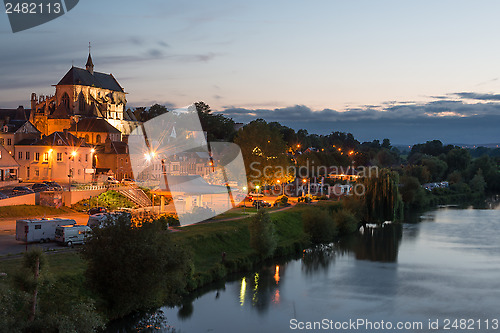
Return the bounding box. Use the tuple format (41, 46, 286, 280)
(15, 131, 94, 184)
(30, 52, 139, 136)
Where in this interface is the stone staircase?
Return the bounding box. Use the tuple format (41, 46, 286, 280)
(117, 187, 152, 208)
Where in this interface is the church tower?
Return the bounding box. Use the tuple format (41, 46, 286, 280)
(86, 53, 94, 75)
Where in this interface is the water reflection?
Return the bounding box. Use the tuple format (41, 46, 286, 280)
(339, 223, 403, 262)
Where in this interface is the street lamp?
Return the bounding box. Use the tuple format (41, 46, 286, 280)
(255, 185, 260, 210)
(242, 186, 247, 212)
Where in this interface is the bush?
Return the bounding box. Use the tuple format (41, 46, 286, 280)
(249, 209, 277, 257)
(72, 190, 135, 212)
(334, 209, 359, 236)
(81, 216, 192, 318)
(154, 214, 180, 228)
(302, 208, 337, 243)
(273, 195, 289, 207)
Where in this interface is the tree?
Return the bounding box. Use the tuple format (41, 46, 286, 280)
(195, 101, 236, 142)
(234, 119, 294, 185)
(302, 208, 337, 243)
(4, 249, 103, 332)
(249, 210, 277, 257)
(81, 216, 192, 318)
(148, 103, 169, 120)
(359, 169, 404, 223)
(470, 169, 486, 193)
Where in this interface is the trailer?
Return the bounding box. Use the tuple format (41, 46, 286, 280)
(16, 218, 77, 243)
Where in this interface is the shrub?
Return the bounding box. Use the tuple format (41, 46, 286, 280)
(273, 195, 289, 207)
(302, 208, 337, 243)
(248, 209, 277, 257)
(334, 209, 359, 236)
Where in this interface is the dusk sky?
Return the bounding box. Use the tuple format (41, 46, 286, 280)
(2, 0, 500, 144)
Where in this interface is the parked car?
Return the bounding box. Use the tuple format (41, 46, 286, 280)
(107, 176, 120, 184)
(121, 178, 135, 185)
(32, 183, 50, 192)
(43, 181, 63, 191)
(252, 200, 271, 208)
(88, 206, 107, 215)
(12, 186, 34, 195)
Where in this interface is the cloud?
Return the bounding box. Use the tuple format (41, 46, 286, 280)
(453, 92, 500, 101)
(221, 96, 500, 144)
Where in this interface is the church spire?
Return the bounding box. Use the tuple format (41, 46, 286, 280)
(86, 42, 94, 74)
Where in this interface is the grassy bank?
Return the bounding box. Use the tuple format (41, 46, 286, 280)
(0, 205, 75, 219)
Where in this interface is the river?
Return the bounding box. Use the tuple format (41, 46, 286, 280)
(109, 208, 500, 332)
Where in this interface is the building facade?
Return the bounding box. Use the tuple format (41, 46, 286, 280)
(15, 131, 94, 184)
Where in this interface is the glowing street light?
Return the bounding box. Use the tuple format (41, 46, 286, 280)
(71, 151, 77, 157)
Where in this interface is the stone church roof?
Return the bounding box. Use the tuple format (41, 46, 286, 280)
(57, 67, 124, 92)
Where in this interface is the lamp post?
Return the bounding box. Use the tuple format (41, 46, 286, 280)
(242, 186, 247, 213)
(255, 185, 260, 210)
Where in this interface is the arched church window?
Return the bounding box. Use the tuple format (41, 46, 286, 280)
(61, 93, 70, 110)
(96, 134, 101, 144)
(78, 94, 85, 112)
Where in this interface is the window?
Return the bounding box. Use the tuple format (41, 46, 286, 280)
(78, 169, 81, 175)
(35, 169, 39, 176)
(57, 153, 62, 162)
(85, 154, 88, 162)
(61, 93, 70, 109)
(35, 225, 41, 230)
(18, 151, 22, 160)
(0, 138, 4, 145)
(96, 134, 101, 144)
(26, 152, 30, 160)
(43, 152, 49, 162)
(7, 139, 11, 146)
(84, 134, 89, 143)
(35, 153, 40, 161)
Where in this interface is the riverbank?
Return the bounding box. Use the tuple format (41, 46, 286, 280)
(0, 203, 315, 328)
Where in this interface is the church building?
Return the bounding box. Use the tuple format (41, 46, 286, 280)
(30, 52, 139, 137)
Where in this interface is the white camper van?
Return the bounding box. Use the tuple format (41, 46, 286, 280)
(87, 211, 132, 229)
(16, 218, 77, 243)
(55, 225, 92, 246)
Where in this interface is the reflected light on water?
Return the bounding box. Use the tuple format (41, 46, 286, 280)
(239, 277, 246, 306)
(252, 273, 259, 305)
(273, 289, 280, 304)
(274, 265, 280, 284)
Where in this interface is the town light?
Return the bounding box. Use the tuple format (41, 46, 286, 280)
(349, 150, 354, 155)
(276, 179, 280, 184)
(144, 153, 151, 161)
(90, 148, 95, 153)
(71, 151, 77, 157)
(48, 149, 53, 153)
(255, 185, 260, 190)
(302, 178, 307, 183)
(243, 186, 247, 191)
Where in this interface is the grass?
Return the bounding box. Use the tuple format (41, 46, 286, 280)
(0, 251, 85, 286)
(0, 205, 75, 219)
(172, 205, 309, 275)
